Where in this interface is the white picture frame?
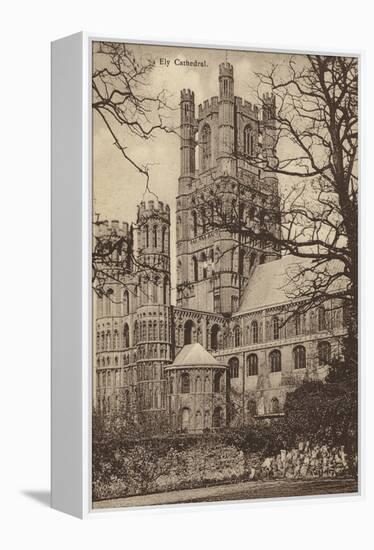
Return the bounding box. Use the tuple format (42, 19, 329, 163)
(51, 32, 363, 518)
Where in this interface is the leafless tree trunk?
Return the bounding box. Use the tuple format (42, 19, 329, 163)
(191, 55, 358, 366)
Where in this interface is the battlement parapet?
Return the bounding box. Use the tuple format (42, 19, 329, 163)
(181, 88, 195, 101)
(95, 218, 130, 237)
(235, 97, 259, 119)
(137, 199, 171, 222)
(198, 96, 219, 119)
(262, 92, 276, 104)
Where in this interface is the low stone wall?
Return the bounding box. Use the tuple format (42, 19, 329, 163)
(93, 440, 245, 500)
(156, 443, 245, 491)
(246, 442, 354, 481)
(92, 439, 355, 501)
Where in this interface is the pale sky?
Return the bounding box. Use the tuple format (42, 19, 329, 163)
(92, 44, 301, 221)
(93, 44, 307, 297)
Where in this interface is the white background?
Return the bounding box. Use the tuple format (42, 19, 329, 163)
(1, 0, 372, 547)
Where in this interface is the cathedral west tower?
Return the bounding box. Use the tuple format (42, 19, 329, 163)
(176, 63, 281, 315)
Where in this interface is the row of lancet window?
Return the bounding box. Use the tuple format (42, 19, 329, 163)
(179, 309, 332, 353)
(230, 307, 330, 348)
(199, 124, 256, 171)
(227, 342, 331, 378)
(169, 372, 223, 395)
(99, 290, 131, 317)
(97, 324, 130, 351)
(143, 224, 168, 252)
(97, 353, 132, 369)
(191, 251, 213, 281)
(96, 340, 331, 388)
(139, 277, 169, 305)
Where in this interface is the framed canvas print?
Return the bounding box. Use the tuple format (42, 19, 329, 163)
(51, 33, 361, 518)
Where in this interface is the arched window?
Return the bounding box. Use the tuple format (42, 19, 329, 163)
(295, 312, 301, 335)
(177, 260, 182, 284)
(153, 225, 158, 248)
(201, 252, 208, 279)
(106, 331, 111, 350)
(181, 373, 190, 394)
(163, 277, 168, 305)
(211, 324, 220, 351)
(123, 290, 129, 316)
(195, 376, 202, 393)
(228, 357, 239, 378)
(293, 345, 306, 369)
(209, 248, 214, 271)
(238, 248, 245, 276)
(169, 377, 174, 394)
(251, 320, 259, 344)
(213, 406, 223, 428)
(246, 354, 258, 376)
(318, 306, 326, 331)
(234, 326, 241, 347)
(201, 124, 211, 170)
(113, 330, 119, 349)
(176, 216, 181, 239)
(152, 277, 159, 304)
(161, 226, 167, 252)
(231, 295, 238, 313)
(123, 323, 130, 348)
(145, 224, 149, 248)
(192, 211, 198, 238)
(272, 316, 280, 340)
(247, 399, 257, 416)
(244, 126, 255, 156)
(318, 341, 331, 366)
(213, 371, 222, 393)
(270, 397, 280, 414)
(184, 320, 194, 345)
(270, 350, 281, 373)
(192, 256, 198, 282)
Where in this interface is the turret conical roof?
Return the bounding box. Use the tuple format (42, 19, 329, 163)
(168, 343, 226, 369)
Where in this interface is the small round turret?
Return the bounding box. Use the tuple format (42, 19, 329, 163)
(219, 62, 234, 99)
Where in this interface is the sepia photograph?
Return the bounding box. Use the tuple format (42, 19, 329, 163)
(91, 42, 358, 509)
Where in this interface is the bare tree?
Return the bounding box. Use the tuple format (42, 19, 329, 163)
(254, 55, 357, 336)
(93, 41, 172, 181)
(92, 42, 174, 298)
(189, 55, 358, 366)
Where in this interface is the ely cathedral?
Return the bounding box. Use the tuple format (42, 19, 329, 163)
(94, 63, 346, 432)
